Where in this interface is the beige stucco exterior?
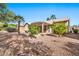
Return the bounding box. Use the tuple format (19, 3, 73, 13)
(17, 23, 29, 33)
(18, 18, 70, 34)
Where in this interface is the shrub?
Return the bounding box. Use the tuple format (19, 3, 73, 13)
(51, 23, 67, 36)
(0, 28, 2, 31)
(72, 29, 78, 33)
(28, 25, 40, 36)
(6, 27, 16, 32)
(3, 23, 8, 27)
(8, 24, 16, 28)
(70, 31, 72, 33)
(0, 22, 4, 28)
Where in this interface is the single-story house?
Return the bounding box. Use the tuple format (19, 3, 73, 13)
(18, 18, 70, 34)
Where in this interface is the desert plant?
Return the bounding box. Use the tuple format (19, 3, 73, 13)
(28, 25, 40, 37)
(72, 29, 78, 33)
(51, 23, 67, 36)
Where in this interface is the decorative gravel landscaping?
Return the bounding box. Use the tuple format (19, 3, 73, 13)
(0, 32, 79, 56)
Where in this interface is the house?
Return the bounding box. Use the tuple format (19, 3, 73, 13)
(31, 18, 70, 34)
(18, 18, 70, 34)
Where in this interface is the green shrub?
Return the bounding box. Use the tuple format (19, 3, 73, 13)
(51, 23, 67, 36)
(8, 24, 16, 28)
(0, 28, 2, 31)
(72, 29, 78, 33)
(3, 23, 8, 27)
(0, 22, 4, 28)
(6, 27, 16, 32)
(28, 25, 40, 36)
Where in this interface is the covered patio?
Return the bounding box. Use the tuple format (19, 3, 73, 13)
(30, 19, 70, 34)
(31, 22, 50, 33)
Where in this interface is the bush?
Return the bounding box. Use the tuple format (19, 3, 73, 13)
(72, 29, 78, 33)
(3, 23, 8, 27)
(51, 23, 67, 36)
(6, 27, 16, 32)
(28, 25, 40, 36)
(8, 24, 16, 28)
(0, 28, 2, 31)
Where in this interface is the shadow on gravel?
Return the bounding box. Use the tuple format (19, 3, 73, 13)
(64, 33, 79, 40)
(46, 34, 57, 37)
(0, 33, 13, 42)
(0, 33, 52, 56)
(62, 42, 79, 56)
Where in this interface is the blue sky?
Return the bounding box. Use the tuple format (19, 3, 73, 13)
(8, 3, 79, 25)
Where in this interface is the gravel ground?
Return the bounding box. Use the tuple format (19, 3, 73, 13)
(29, 34, 79, 56)
(0, 32, 79, 56)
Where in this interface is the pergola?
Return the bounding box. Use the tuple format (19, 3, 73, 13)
(31, 22, 50, 33)
(31, 19, 70, 33)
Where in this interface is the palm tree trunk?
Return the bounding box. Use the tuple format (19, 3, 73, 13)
(18, 21, 20, 35)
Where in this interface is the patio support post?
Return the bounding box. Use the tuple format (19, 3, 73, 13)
(46, 25, 48, 33)
(42, 23, 44, 33)
(68, 19, 70, 32)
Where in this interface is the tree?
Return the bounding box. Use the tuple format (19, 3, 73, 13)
(46, 17, 50, 21)
(0, 3, 7, 14)
(50, 14, 56, 20)
(0, 3, 16, 31)
(0, 9, 15, 31)
(3, 10, 15, 23)
(46, 14, 56, 21)
(0, 3, 25, 34)
(14, 15, 24, 34)
(0, 3, 7, 9)
(0, 3, 15, 23)
(0, 3, 7, 21)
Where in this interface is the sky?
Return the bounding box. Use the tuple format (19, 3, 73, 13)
(7, 3, 79, 25)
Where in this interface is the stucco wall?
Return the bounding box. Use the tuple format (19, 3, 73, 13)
(19, 24, 29, 33)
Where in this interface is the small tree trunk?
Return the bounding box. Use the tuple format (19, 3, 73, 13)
(18, 21, 20, 35)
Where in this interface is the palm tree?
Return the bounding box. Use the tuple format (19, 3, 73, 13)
(46, 14, 56, 21)
(50, 14, 56, 20)
(14, 15, 24, 34)
(46, 17, 50, 21)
